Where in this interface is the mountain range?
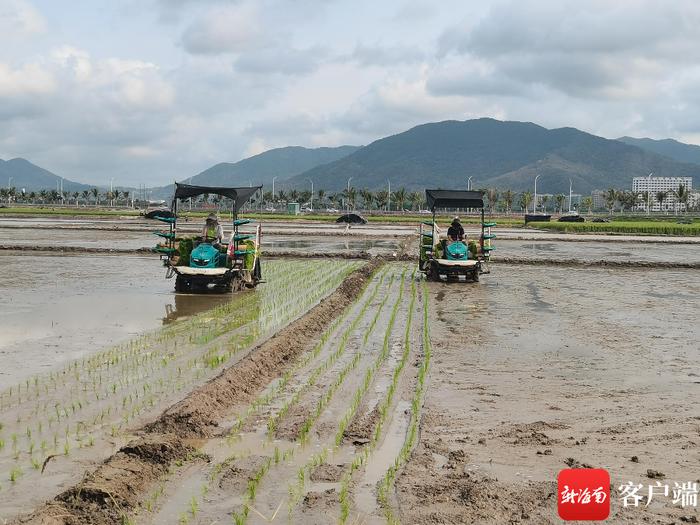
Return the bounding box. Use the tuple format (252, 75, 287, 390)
(3, 119, 699, 196)
(0, 158, 91, 193)
(287, 119, 698, 193)
(617, 136, 700, 166)
(149, 145, 358, 198)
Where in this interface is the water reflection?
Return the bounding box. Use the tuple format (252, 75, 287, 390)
(162, 292, 234, 324)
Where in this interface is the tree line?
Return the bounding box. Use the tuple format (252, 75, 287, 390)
(0, 187, 132, 206)
(3, 183, 694, 213)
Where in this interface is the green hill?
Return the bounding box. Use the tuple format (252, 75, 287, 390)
(288, 119, 698, 193)
(617, 136, 700, 166)
(151, 145, 359, 199)
(0, 158, 91, 193)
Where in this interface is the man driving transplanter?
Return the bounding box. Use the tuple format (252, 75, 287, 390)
(447, 216, 464, 241)
(202, 212, 224, 243)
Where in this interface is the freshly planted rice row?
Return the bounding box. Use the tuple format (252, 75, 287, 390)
(0, 259, 358, 498)
(228, 267, 398, 524)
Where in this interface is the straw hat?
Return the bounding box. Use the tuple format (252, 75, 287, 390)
(206, 212, 219, 222)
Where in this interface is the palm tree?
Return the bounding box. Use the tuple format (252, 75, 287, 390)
(359, 189, 373, 211)
(81, 190, 89, 204)
(317, 189, 326, 206)
(28, 191, 36, 204)
(91, 187, 99, 206)
(486, 188, 499, 214)
(277, 190, 288, 203)
(655, 191, 667, 213)
(554, 194, 566, 214)
(641, 191, 650, 214)
(393, 187, 408, 212)
(674, 184, 689, 213)
(123, 191, 130, 207)
(372, 190, 385, 211)
(519, 191, 533, 213)
(347, 186, 357, 210)
(581, 196, 594, 214)
(625, 191, 640, 213)
(502, 189, 515, 214)
(605, 188, 617, 215)
(540, 194, 550, 213)
(39, 189, 48, 204)
(289, 189, 299, 202)
(72, 191, 79, 206)
(410, 191, 423, 211)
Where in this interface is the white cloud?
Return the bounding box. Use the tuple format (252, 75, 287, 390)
(180, 3, 260, 55)
(0, 62, 54, 97)
(0, 0, 46, 37)
(4, 0, 700, 188)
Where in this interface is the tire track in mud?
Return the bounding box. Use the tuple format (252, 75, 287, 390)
(11, 261, 381, 525)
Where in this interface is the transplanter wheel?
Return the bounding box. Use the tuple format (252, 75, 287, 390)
(175, 276, 191, 293)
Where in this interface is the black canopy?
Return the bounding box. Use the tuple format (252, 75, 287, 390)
(425, 189, 484, 211)
(336, 213, 368, 224)
(173, 183, 262, 212)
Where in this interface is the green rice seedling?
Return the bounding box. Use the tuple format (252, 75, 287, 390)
(0, 438, 4, 451)
(189, 496, 198, 516)
(63, 440, 70, 456)
(31, 457, 41, 470)
(9, 466, 22, 483)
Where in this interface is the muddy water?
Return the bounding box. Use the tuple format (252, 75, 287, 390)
(496, 239, 700, 264)
(0, 253, 232, 388)
(264, 235, 399, 255)
(0, 227, 153, 249)
(0, 225, 400, 254)
(396, 266, 700, 524)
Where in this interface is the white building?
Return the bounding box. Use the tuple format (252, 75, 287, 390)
(591, 190, 607, 210)
(632, 176, 693, 212)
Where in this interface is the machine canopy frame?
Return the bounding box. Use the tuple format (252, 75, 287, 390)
(425, 189, 485, 211)
(172, 183, 262, 213)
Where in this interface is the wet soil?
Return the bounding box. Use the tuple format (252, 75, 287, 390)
(147, 259, 380, 438)
(3, 236, 699, 524)
(395, 265, 700, 524)
(0, 259, 360, 522)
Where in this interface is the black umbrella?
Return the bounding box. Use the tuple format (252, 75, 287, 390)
(336, 213, 367, 224)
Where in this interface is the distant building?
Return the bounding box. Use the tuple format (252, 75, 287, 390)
(632, 176, 693, 212)
(591, 190, 607, 210)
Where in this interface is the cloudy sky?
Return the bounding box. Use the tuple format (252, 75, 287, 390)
(2, 0, 700, 186)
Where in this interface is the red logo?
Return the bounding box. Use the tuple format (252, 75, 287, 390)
(558, 468, 611, 521)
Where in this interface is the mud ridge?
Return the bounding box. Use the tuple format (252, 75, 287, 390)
(16, 434, 194, 525)
(494, 256, 700, 269)
(13, 261, 381, 525)
(0, 244, 153, 254)
(146, 259, 383, 437)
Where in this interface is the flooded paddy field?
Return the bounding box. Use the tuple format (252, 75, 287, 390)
(0, 221, 402, 254)
(396, 265, 699, 524)
(0, 257, 361, 519)
(1, 238, 698, 524)
(496, 239, 700, 264)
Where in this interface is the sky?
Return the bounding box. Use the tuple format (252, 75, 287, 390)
(2, 0, 700, 187)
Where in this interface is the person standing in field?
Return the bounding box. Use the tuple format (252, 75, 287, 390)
(202, 212, 224, 243)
